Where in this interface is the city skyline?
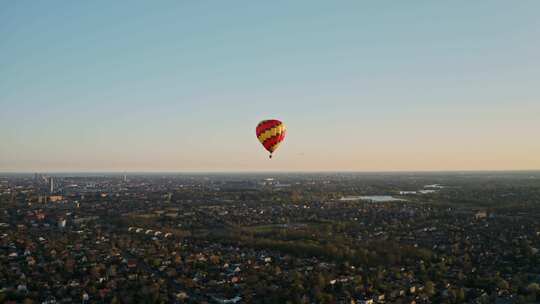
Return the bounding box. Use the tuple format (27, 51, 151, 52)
(1, 1, 539, 172)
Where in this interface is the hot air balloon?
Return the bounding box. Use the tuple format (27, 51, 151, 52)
(256, 119, 286, 158)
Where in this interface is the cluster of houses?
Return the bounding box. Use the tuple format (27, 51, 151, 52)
(127, 227, 173, 239)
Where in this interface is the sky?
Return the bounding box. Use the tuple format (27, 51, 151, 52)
(1, 1, 539, 172)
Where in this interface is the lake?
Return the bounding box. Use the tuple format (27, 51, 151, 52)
(340, 195, 405, 202)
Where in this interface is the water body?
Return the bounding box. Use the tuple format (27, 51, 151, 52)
(424, 184, 445, 189)
(340, 195, 405, 202)
(399, 189, 438, 195)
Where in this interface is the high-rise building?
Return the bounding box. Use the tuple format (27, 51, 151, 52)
(49, 177, 54, 194)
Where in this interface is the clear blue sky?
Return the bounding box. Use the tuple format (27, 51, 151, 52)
(1, 1, 539, 172)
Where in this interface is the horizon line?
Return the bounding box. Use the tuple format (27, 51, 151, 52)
(1, 169, 540, 175)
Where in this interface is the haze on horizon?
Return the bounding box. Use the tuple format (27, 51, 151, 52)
(1, 1, 539, 172)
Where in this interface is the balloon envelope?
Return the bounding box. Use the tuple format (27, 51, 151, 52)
(256, 119, 286, 157)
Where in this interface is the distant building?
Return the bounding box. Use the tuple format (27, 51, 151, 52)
(49, 177, 54, 194)
(49, 195, 64, 203)
(475, 211, 487, 220)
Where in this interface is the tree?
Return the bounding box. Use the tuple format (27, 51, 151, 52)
(456, 287, 465, 302)
(425, 281, 436, 296)
(495, 278, 509, 291)
(527, 283, 540, 295)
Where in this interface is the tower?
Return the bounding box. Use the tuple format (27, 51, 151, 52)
(49, 177, 54, 194)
